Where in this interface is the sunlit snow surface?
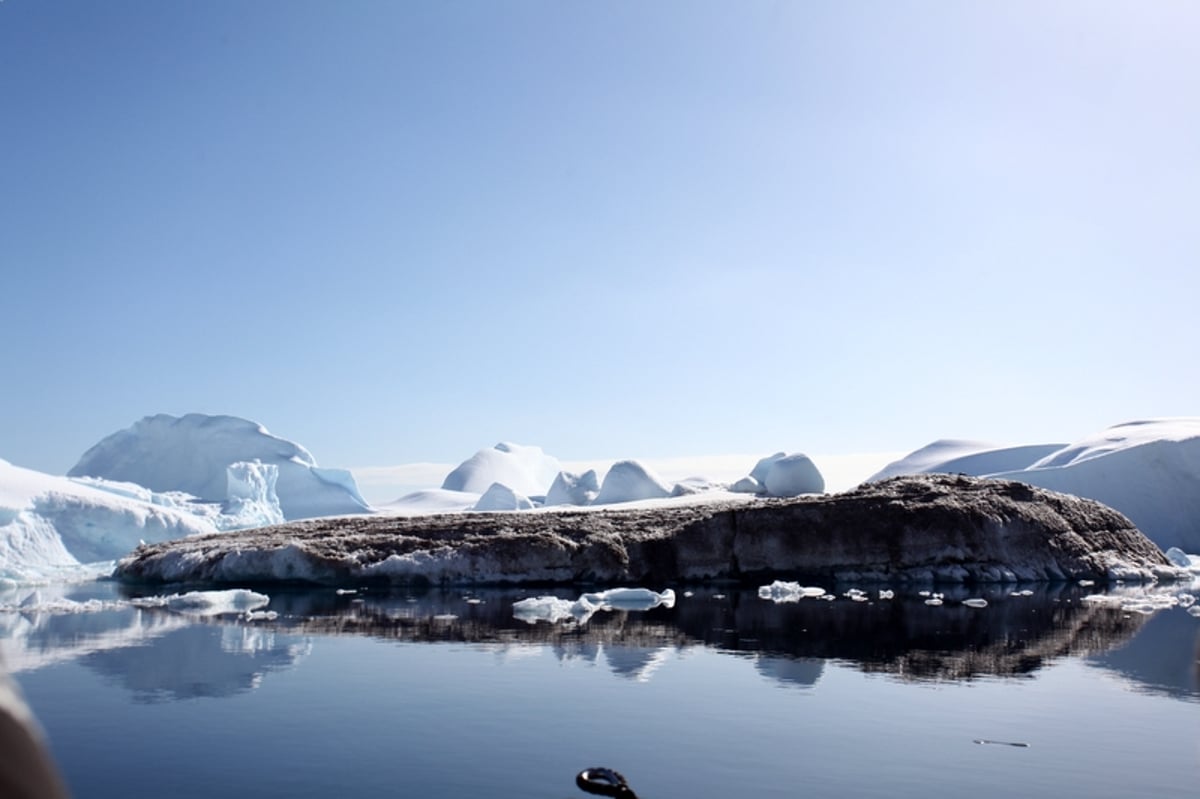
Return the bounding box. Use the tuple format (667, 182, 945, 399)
(868, 418, 1200, 551)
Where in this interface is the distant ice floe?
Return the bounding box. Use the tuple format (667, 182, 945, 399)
(512, 587, 675, 625)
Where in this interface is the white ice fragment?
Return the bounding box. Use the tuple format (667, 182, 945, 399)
(924, 598, 944, 606)
(918, 590, 931, 597)
(962, 598, 989, 608)
(245, 610, 278, 621)
(878, 590, 894, 600)
(132, 589, 270, 617)
(513, 587, 676, 625)
(336, 589, 357, 595)
(1188, 606, 1200, 617)
(1078, 579, 1095, 587)
(757, 581, 827, 603)
(1010, 589, 1034, 597)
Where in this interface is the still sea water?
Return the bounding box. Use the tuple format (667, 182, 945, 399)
(3, 580, 1197, 798)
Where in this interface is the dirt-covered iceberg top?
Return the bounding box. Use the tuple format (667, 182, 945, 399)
(114, 474, 1182, 587)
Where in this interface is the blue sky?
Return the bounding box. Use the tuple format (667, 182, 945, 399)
(3, 1, 1198, 475)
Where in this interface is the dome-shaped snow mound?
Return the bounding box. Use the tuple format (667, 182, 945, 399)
(68, 414, 370, 521)
(544, 470, 600, 507)
(472, 483, 535, 512)
(441, 443, 561, 497)
(762, 453, 825, 497)
(593, 461, 672, 505)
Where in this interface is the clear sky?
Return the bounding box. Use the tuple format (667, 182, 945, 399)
(2, 1, 1197, 476)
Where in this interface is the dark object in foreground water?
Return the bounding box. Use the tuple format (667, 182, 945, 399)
(577, 767, 639, 797)
(974, 739, 1031, 747)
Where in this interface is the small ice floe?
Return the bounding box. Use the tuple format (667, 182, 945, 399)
(842, 588, 869, 602)
(465, 598, 483, 605)
(962, 598, 989, 608)
(918, 590, 931, 597)
(924, 592, 945, 606)
(0, 597, 123, 615)
(1078, 579, 1095, 587)
(245, 610, 278, 622)
(132, 589, 270, 617)
(1081, 592, 1183, 615)
(1177, 594, 1196, 608)
(580, 587, 676, 610)
(878, 590, 895, 600)
(432, 613, 458, 621)
(1188, 606, 1200, 618)
(335, 589, 357, 595)
(1010, 589, 1034, 597)
(683, 591, 694, 598)
(513, 588, 676, 625)
(757, 581, 826, 603)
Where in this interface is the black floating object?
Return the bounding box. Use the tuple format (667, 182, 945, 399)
(576, 767, 639, 797)
(974, 739, 1031, 747)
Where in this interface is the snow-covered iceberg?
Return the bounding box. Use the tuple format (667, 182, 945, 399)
(69, 413, 371, 521)
(0, 459, 218, 581)
(592, 460, 672, 505)
(472, 483, 535, 512)
(441, 442, 560, 497)
(543, 470, 600, 507)
(868, 419, 1200, 552)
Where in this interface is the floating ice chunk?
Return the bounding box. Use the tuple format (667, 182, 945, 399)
(757, 581, 827, 603)
(1177, 594, 1196, 608)
(512, 596, 580, 624)
(1010, 589, 1034, 597)
(245, 610, 278, 621)
(513, 587, 675, 625)
(132, 589, 270, 617)
(878, 590, 894, 600)
(729, 476, 762, 494)
(581, 587, 676, 610)
(962, 598, 989, 608)
(925, 598, 944, 606)
(1078, 579, 1095, 587)
(1189, 606, 1200, 617)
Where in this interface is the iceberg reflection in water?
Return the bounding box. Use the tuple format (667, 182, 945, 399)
(4, 580, 1197, 798)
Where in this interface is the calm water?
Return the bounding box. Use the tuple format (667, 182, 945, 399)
(3, 580, 1197, 798)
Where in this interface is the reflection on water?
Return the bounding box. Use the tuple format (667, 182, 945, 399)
(1, 580, 1194, 700)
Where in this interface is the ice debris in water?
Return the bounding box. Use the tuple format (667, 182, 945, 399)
(1010, 589, 1034, 597)
(878, 590, 894, 600)
(962, 598, 989, 608)
(1080, 590, 1192, 615)
(513, 588, 675, 624)
(757, 581, 827, 603)
(924, 593, 945, 606)
(131, 589, 270, 617)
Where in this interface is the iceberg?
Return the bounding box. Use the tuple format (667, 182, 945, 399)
(543, 470, 600, 507)
(866, 419, 1200, 552)
(472, 483, 535, 512)
(68, 413, 371, 521)
(592, 460, 672, 505)
(441, 442, 561, 497)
